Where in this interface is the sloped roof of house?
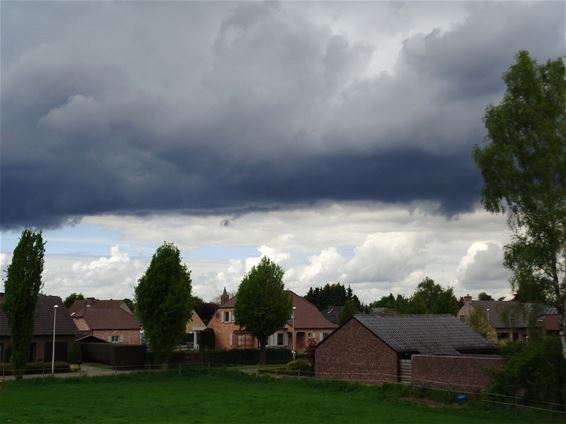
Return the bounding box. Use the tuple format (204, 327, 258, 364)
(218, 291, 336, 329)
(354, 314, 495, 355)
(69, 298, 140, 331)
(321, 306, 343, 325)
(186, 310, 206, 332)
(0, 293, 79, 337)
(471, 301, 557, 329)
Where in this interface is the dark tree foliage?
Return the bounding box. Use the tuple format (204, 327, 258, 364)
(194, 302, 218, 325)
(123, 298, 135, 314)
(135, 243, 192, 364)
(235, 257, 292, 365)
(64, 293, 84, 308)
(371, 277, 458, 315)
(2, 230, 45, 376)
(473, 51, 566, 357)
(305, 283, 362, 311)
(338, 299, 358, 325)
(478, 292, 494, 301)
(491, 337, 565, 403)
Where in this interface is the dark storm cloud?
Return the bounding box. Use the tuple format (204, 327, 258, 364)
(1, 1, 564, 229)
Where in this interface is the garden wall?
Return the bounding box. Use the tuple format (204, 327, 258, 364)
(412, 354, 505, 392)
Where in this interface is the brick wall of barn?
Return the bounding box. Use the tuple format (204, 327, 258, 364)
(314, 318, 398, 383)
(412, 354, 505, 392)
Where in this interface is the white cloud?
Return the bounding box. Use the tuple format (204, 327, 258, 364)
(456, 241, 511, 294)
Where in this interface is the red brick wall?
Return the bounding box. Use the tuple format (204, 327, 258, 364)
(314, 318, 398, 384)
(92, 330, 141, 345)
(412, 355, 505, 392)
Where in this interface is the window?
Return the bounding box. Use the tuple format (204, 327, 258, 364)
(110, 335, 120, 343)
(321, 332, 329, 341)
(223, 311, 233, 323)
(237, 335, 243, 347)
(277, 333, 285, 346)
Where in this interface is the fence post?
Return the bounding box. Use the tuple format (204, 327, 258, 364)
(178, 362, 181, 375)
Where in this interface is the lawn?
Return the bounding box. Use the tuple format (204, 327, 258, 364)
(0, 370, 560, 423)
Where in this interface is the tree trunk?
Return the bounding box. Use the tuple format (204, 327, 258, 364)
(562, 298, 566, 359)
(258, 338, 267, 365)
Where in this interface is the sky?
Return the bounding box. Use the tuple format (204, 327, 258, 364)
(1, 1, 565, 303)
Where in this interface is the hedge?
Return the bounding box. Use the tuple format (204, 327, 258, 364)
(0, 361, 70, 375)
(80, 343, 147, 367)
(184, 348, 292, 365)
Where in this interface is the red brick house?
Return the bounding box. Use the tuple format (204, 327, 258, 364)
(315, 314, 500, 391)
(0, 294, 79, 362)
(69, 298, 141, 344)
(207, 291, 336, 351)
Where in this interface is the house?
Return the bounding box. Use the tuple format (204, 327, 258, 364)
(0, 294, 79, 362)
(315, 314, 502, 391)
(185, 310, 206, 349)
(207, 291, 337, 351)
(458, 295, 560, 343)
(69, 298, 141, 344)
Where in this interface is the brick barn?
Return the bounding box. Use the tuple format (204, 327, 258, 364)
(315, 314, 502, 391)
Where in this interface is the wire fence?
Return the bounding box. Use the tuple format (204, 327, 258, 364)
(1, 361, 564, 416)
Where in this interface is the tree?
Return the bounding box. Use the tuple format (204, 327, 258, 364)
(234, 257, 292, 364)
(338, 299, 357, 325)
(473, 51, 566, 357)
(466, 308, 497, 343)
(2, 230, 45, 377)
(135, 243, 192, 364)
(304, 282, 362, 311)
(64, 292, 84, 308)
(478, 292, 494, 301)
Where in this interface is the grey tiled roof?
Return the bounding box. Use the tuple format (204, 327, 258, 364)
(471, 301, 558, 329)
(0, 293, 79, 337)
(354, 314, 495, 355)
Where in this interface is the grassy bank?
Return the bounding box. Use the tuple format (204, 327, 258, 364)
(0, 370, 560, 423)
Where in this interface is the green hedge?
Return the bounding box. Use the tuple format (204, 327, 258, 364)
(80, 343, 147, 367)
(0, 361, 69, 375)
(184, 348, 292, 365)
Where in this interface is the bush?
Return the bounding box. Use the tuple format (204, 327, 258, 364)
(287, 359, 311, 372)
(491, 337, 566, 403)
(203, 348, 292, 365)
(0, 361, 69, 375)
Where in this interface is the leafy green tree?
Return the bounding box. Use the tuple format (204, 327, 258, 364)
(473, 51, 566, 357)
(466, 308, 497, 343)
(2, 230, 45, 377)
(135, 243, 192, 364)
(338, 299, 357, 325)
(491, 337, 565, 403)
(235, 257, 292, 364)
(431, 287, 458, 315)
(305, 283, 362, 310)
(64, 292, 84, 308)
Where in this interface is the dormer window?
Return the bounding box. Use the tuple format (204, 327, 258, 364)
(223, 311, 233, 323)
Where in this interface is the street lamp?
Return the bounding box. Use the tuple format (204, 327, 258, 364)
(52, 304, 58, 374)
(292, 306, 297, 361)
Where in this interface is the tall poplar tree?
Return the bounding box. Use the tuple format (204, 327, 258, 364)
(473, 51, 566, 357)
(135, 243, 192, 364)
(2, 230, 45, 376)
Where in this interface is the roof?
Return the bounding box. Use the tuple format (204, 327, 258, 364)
(186, 310, 206, 331)
(69, 298, 140, 331)
(0, 293, 79, 337)
(353, 314, 495, 355)
(472, 301, 557, 329)
(218, 291, 336, 330)
(321, 306, 343, 324)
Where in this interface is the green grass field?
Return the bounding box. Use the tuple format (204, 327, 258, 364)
(0, 370, 561, 423)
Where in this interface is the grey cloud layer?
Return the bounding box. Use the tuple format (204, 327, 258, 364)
(1, 2, 563, 228)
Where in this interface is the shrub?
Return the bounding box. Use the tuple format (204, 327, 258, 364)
(491, 337, 566, 403)
(287, 359, 311, 372)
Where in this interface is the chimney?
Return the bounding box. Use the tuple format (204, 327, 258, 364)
(464, 294, 472, 306)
